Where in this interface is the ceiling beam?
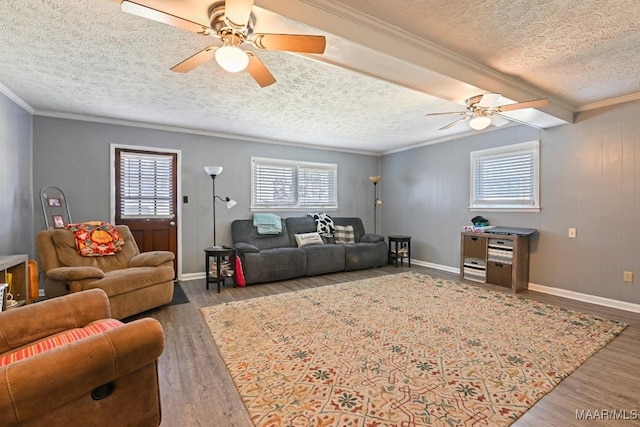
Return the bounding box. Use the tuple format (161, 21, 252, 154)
(255, 0, 573, 126)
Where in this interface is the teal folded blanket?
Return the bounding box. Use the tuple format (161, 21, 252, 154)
(253, 213, 282, 235)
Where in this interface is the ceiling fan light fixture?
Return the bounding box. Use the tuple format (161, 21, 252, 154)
(215, 44, 249, 73)
(469, 115, 492, 130)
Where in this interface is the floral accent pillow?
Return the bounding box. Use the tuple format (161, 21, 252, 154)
(66, 221, 125, 256)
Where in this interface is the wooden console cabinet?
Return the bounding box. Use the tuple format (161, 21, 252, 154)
(460, 232, 531, 292)
(0, 254, 30, 308)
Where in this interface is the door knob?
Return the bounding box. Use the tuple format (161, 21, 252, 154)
(170, 221, 176, 226)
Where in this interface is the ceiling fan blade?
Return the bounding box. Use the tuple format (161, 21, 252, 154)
(496, 98, 549, 112)
(439, 116, 471, 130)
(477, 93, 501, 108)
(491, 115, 511, 127)
(246, 52, 276, 87)
(252, 34, 326, 54)
(225, 0, 255, 27)
(425, 111, 469, 117)
(170, 47, 217, 73)
(121, 1, 213, 35)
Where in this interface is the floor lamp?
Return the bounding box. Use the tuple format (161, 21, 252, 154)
(369, 175, 382, 234)
(205, 166, 237, 247)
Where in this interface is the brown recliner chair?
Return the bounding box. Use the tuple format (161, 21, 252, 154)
(0, 289, 164, 427)
(36, 224, 174, 319)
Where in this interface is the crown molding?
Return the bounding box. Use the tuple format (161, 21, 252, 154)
(576, 92, 640, 112)
(0, 82, 34, 114)
(33, 110, 382, 157)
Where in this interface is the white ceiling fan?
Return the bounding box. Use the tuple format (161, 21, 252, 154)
(119, 0, 327, 87)
(426, 94, 549, 130)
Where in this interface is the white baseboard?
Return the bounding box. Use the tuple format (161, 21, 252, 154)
(179, 272, 206, 282)
(528, 282, 640, 314)
(411, 259, 640, 314)
(411, 259, 460, 275)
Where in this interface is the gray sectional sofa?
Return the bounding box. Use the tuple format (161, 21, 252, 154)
(231, 216, 388, 284)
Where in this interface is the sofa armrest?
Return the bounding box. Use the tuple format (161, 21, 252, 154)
(0, 317, 164, 425)
(46, 266, 105, 281)
(129, 251, 175, 268)
(360, 233, 385, 243)
(234, 242, 260, 253)
(0, 289, 110, 354)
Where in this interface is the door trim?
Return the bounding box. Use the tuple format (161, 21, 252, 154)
(110, 143, 183, 279)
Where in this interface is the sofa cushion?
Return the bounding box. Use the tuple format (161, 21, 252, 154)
(231, 219, 291, 250)
(50, 225, 139, 272)
(257, 248, 307, 283)
(284, 217, 318, 246)
(0, 319, 123, 367)
(334, 225, 355, 244)
(295, 232, 324, 247)
(302, 244, 345, 276)
(84, 266, 175, 297)
(344, 242, 388, 271)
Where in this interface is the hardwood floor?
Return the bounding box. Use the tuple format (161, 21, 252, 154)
(137, 266, 640, 426)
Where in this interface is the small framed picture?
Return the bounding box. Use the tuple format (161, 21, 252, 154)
(48, 198, 61, 207)
(52, 215, 65, 229)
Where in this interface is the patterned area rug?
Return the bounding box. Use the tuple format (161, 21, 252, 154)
(200, 272, 627, 426)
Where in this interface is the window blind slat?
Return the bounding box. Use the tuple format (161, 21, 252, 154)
(119, 152, 174, 217)
(252, 157, 337, 209)
(470, 141, 539, 209)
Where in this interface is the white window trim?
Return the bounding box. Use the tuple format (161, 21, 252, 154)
(251, 156, 338, 211)
(469, 140, 540, 212)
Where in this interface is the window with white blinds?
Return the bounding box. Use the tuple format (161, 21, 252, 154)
(470, 140, 540, 211)
(251, 157, 337, 210)
(119, 151, 175, 218)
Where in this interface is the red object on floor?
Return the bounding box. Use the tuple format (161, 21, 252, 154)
(233, 255, 246, 287)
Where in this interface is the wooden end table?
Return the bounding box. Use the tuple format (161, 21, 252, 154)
(204, 246, 236, 293)
(388, 235, 411, 268)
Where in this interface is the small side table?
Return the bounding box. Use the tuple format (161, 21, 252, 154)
(204, 246, 236, 293)
(388, 235, 411, 268)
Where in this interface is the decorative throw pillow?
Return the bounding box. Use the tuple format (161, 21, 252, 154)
(334, 225, 355, 244)
(66, 221, 125, 256)
(295, 232, 324, 247)
(307, 212, 335, 237)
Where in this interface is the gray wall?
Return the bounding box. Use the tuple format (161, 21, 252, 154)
(32, 117, 381, 276)
(7, 94, 640, 304)
(381, 99, 640, 304)
(0, 93, 33, 256)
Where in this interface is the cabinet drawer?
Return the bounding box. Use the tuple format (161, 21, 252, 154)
(463, 235, 487, 259)
(487, 261, 512, 288)
(488, 238, 513, 249)
(463, 258, 486, 283)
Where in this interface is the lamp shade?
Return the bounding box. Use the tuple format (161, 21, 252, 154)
(369, 176, 382, 184)
(215, 45, 249, 73)
(469, 115, 492, 130)
(204, 166, 224, 176)
(226, 199, 237, 209)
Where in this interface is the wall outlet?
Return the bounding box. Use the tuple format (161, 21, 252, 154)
(624, 271, 634, 283)
(568, 228, 577, 238)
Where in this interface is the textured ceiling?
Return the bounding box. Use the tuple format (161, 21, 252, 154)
(1, 0, 639, 154)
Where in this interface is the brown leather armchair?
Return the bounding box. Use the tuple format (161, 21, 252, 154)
(36, 224, 174, 319)
(0, 289, 164, 427)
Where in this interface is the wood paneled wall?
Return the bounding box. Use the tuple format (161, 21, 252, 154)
(381, 100, 640, 304)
